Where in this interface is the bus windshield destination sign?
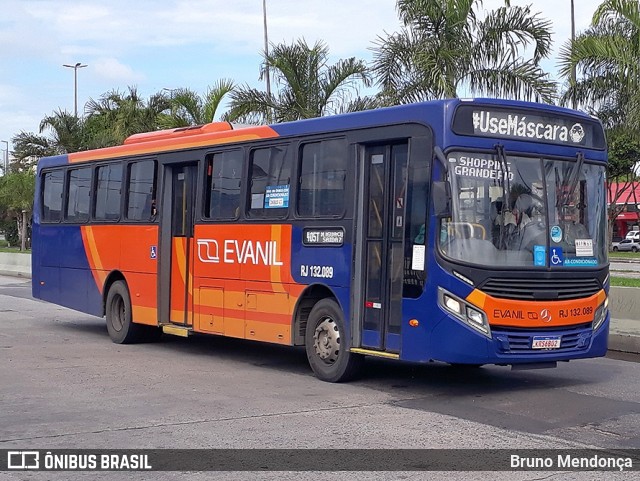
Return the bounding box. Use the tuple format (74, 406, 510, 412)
(303, 228, 344, 246)
(452, 105, 606, 149)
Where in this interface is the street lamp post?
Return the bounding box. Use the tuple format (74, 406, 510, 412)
(570, 0, 577, 109)
(262, 0, 271, 100)
(63, 62, 88, 117)
(262, 0, 273, 123)
(0, 140, 8, 175)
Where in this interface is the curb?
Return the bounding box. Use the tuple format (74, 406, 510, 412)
(0, 270, 31, 278)
(609, 333, 640, 354)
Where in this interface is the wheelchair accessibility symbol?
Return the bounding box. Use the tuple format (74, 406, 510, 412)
(550, 247, 563, 266)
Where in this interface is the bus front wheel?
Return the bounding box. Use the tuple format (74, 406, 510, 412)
(106, 280, 143, 344)
(305, 299, 363, 382)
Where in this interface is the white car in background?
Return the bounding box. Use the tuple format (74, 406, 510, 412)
(613, 238, 640, 252)
(626, 230, 640, 241)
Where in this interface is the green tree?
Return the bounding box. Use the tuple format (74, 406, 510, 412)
(85, 86, 171, 144)
(39, 109, 85, 153)
(10, 109, 87, 170)
(605, 129, 640, 242)
(0, 171, 35, 251)
(160, 80, 236, 128)
(10, 132, 58, 172)
(227, 39, 374, 123)
(559, 0, 640, 131)
(371, 0, 556, 104)
(11, 108, 98, 167)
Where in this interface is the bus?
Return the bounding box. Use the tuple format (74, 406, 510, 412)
(32, 98, 609, 382)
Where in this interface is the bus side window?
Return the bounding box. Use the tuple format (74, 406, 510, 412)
(205, 150, 243, 220)
(298, 138, 347, 217)
(42, 170, 64, 223)
(248, 145, 290, 218)
(126, 160, 157, 222)
(94, 163, 123, 221)
(65, 167, 92, 223)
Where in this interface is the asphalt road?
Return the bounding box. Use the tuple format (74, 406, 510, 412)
(0, 275, 638, 480)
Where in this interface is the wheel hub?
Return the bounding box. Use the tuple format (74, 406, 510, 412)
(313, 317, 340, 364)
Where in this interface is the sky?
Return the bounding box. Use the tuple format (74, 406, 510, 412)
(0, 0, 603, 156)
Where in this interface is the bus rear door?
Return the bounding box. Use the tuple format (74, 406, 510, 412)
(159, 162, 198, 329)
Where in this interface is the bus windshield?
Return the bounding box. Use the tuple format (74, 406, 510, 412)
(440, 151, 607, 268)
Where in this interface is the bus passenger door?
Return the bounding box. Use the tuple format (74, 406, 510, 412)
(164, 163, 198, 327)
(357, 143, 409, 352)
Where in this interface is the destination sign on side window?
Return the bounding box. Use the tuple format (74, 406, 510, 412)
(452, 105, 606, 149)
(303, 228, 344, 246)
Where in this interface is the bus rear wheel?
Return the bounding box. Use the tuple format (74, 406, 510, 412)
(106, 280, 144, 344)
(305, 299, 363, 382)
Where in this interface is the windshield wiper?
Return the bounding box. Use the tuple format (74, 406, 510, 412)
(494, 144, 511, 249)
(562, 152, 585, 207)
(494, 143, 511, 194)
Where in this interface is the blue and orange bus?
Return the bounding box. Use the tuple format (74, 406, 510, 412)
(32, 98, 609, 382)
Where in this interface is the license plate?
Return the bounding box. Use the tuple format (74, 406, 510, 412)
(532, 336, 561, 349)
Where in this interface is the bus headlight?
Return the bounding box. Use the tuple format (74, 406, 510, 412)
(439, 288, 491, 338)
(593, 298, 609, 331)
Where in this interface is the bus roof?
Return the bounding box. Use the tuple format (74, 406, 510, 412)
(38, 98, 604, 169)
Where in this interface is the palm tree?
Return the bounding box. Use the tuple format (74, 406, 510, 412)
(85, 86, 171, 144)
(558, 0, 640, 131)
(227, 39, 374, 123)
(10, 108, 90, 168)
(39, 109, 85, 154)
(371, 0, 556, 104)
(10, 132, 58, 171)
(160, 79, 236, 128)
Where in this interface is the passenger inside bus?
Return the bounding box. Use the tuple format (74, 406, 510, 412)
(493, 193, 534, 249)
(562, 205, 589, 246)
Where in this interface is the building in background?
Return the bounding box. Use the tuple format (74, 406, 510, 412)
(609, 182, 640, 238)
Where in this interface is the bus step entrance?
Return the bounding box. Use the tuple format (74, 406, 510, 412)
(162, 325, 192, 338)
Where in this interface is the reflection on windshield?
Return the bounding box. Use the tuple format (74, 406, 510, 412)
(440, 151, 607, 268)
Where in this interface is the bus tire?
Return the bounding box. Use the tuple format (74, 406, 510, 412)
(106, 281, 142, 344)
(305, 298, 363, 382)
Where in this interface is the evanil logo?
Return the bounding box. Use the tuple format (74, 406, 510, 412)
(197, 239, 283, 266)
(472, 110, 585, 144)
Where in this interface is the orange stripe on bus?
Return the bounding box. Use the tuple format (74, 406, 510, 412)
(81, 226, 106, 293)
(195, 304, 290, 325)
(132, 305, 158, 325)
(467, 288, 606, 328)
(245, 321, 291, 344)
(68, 126, 279, 163)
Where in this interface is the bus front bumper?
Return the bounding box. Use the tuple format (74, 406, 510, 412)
(402, 313, 610, 366)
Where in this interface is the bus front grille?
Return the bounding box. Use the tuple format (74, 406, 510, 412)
(480, 277, 601, 301)
(492, 325, 593, 354)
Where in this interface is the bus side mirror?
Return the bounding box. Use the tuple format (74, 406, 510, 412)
(432, 181, 451, 218)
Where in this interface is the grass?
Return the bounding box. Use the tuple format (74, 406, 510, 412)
(0, 247, 30, 253)
(610, 277, 640, 288)
(610, 251, 640, 259)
